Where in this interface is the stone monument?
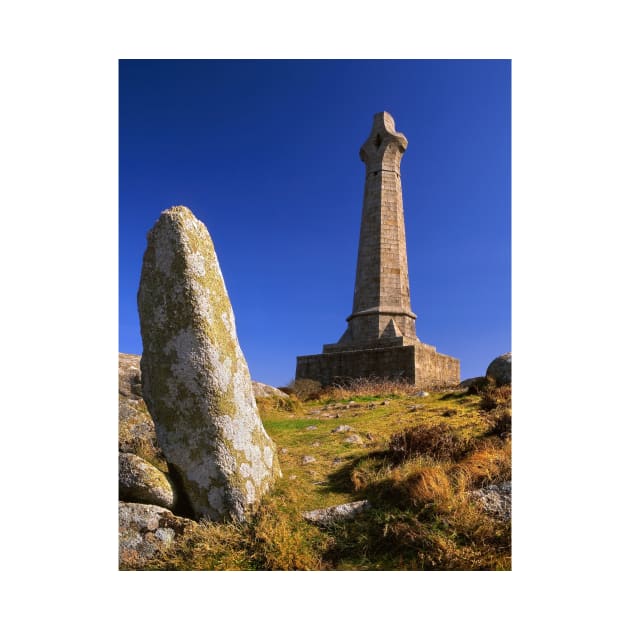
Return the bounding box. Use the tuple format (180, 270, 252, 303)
(296, 112, 460, 388)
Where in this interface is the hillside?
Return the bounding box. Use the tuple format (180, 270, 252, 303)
(120, 365, 511, 571)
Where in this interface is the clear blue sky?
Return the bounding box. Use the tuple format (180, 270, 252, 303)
(119, 59, 510, 386)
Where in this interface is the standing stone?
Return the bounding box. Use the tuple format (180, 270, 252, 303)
(137, 206, 281, 522)
(296, 112, 459, 388)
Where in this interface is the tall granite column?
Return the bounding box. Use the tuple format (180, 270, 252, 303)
(335, 112, 417, 348)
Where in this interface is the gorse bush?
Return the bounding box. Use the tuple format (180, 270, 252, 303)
(485, 409, 512, 438)
(466, 377, 491, 395)
(479, 383, 512, 411)
(388, 422, 471, 462)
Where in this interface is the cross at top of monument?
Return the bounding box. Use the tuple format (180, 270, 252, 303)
(359, 111, 408, 173)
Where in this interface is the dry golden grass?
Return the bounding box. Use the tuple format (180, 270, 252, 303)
(145, 486, 332, 571)
(143, 520, 251, 571)
(249, 499, 331, 570)
(450, 438, 512, 489)
(255, 394, 303, 416)
(405, 466, 454, 508)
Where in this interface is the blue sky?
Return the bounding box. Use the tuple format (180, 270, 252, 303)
(120, 59, 510, 385)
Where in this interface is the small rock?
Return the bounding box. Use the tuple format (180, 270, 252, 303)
(415, 391, 429, 398)
(381, 400, 390, 406)
(280, 448, 289, 455)
(368, 403, 376, 409)
(348, 401, 360, 408)
(469, 481, 511, 521)
(332, 457, 345, 465)
(343, 434, 363, 445)
(302, 500, 371, 525)
(334, 413, 341, 419)
(119, 502, 195, 568)
(119, 453, 177, 509)
(365, 433, 374, 441)
(305, 425, 318, 431)
(311, 441, 321, 447)
(332, 424, 354, 433)
(251, 380, 290, 399)
(302, 456, 317, 465)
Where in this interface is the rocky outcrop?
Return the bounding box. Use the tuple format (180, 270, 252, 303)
(251, 381, 289, 399)
(137, 206, 281, 522)
(119, 502, 195, 569)
(119, 353, 168, 472)
(119, 452, 176, 509)
(119, 354, 186, 568)
(486, 352, 512, 385)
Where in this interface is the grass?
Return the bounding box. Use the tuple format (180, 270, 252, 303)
(131, 381, 511, 571)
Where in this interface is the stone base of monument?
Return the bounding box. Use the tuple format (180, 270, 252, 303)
(296, 341, 460, 389)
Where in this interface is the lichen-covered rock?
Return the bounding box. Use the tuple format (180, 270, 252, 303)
(137, 206, 281, 522)
(486, 352, 512, 385)
(118, 353, 168, 472)
(119, 352, 144, 399)
(303, 500, 371, 525)
(331, 425, 354, 433)
(251, 381, 289, 399)
(119, 452, 177, 509)
(119, 501, 195, 569)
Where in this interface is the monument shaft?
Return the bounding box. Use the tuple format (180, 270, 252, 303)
(347, 112, 416, 344)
